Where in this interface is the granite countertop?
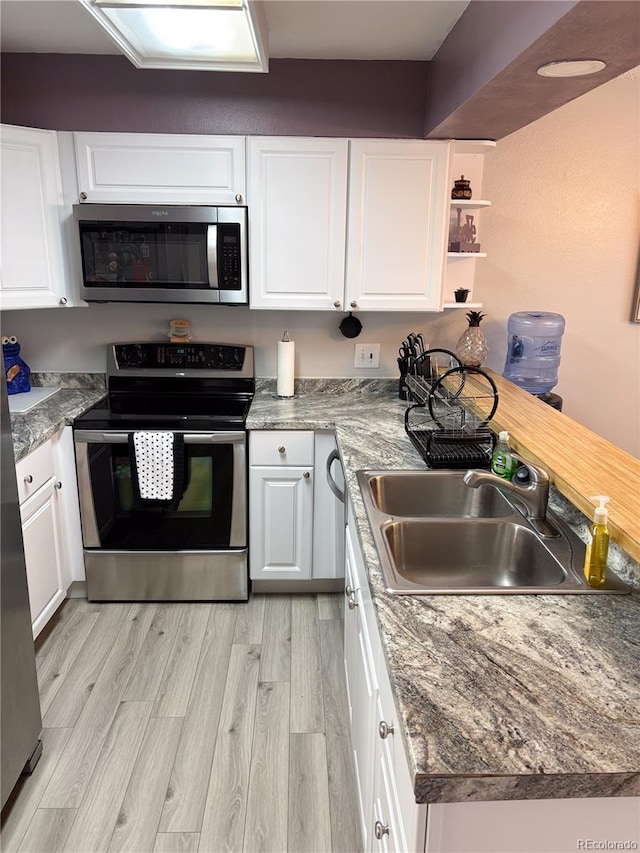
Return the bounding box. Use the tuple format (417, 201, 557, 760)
(10, 374, 106, 462)
(249, 381, 640, 804)
(14, 378, 640, 803)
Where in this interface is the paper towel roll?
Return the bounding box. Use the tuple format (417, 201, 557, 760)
(277, 338, 295, 397)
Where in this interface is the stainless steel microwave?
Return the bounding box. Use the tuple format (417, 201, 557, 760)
(73, 204, 248, 305)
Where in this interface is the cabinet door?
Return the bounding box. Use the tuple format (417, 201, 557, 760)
(249, 465, 313, 580)
(53, 427, 85, 585)
(247, 137, 348, 309)
(372, 738, 403, 853)
(74, 132, 245, 204)
(346, 140, 450, 312)
(20, 478, 66, 638)
(313, 431, 345, 579)
(344, 523, 378, 852)
(425, 798, 640, 853)
(0, 124, 67, 310)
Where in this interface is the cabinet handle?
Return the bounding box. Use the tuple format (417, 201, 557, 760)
(278, 446, 286, 454)
(303, 471, 310, 479)
(79, 191, 88, 200)
(54, 481, 62, 490)
(235, 193, 243, 203)
(24, 474, 33, 484)
(59, 297, 68, 306)
(347, 594, 358, 610)
(334, 301, 341, 309)
(379, 720, 395, 739)
(374, 821, 389, 841)
(345, 584, 354, 596)
(350, 301, 358, 308)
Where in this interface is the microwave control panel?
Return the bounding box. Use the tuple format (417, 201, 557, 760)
(113, 343, 246, 370)
(218, 224, 241, 291)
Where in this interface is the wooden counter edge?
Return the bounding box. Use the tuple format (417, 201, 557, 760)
(483, 371, 640, 564)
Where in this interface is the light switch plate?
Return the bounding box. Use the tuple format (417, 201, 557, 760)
(354, 344, 380, 368)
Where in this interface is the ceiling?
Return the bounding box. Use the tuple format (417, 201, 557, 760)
(0, 0, 470, 62)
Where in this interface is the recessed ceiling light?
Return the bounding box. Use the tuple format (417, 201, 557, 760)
(536, 59, 606, 78)
(78, 0, 268, 72)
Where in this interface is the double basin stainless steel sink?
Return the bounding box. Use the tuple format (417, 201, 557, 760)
(357, 470, 629, 595)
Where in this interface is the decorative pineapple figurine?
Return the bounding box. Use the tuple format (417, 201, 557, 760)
(455, 311, 488, 367)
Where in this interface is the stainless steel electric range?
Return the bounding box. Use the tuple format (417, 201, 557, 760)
(73, 342, 254, 602)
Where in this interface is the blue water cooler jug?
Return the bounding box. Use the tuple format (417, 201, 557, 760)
(503, 312, 565, 397)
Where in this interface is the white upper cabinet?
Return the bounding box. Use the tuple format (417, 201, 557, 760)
(247, 137, 348, 310)
(346, 139, 450, 313)
(248, 137, 451, 312)
(0, 124, 69, 310)
(74, 132, 246, 205)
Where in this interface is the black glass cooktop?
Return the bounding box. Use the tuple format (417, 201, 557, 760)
(74, 393, 252, 432)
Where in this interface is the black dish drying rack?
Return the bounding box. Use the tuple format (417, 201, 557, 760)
(404, 349, 499, 469)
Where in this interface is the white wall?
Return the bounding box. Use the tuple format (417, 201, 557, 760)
(475, 71, 640, 457)
(2, 303, 462, 379)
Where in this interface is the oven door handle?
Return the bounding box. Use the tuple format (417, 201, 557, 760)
(74, 431, 245, 444)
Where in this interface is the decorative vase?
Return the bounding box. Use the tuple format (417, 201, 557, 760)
(455, 311, 488, 368)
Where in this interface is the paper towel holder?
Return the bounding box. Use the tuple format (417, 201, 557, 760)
(339, 312, 363, 339)
(274, 329, 296, 399)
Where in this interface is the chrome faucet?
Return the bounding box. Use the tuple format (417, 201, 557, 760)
(463, 453, 559, 537)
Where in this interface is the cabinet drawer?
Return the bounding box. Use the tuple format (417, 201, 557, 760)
(16, 440, 54, 504)
(250, 431, 314, 466)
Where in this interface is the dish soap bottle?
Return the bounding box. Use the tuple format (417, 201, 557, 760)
(584, 495, 610, 588)
(491, 431, 516, 480)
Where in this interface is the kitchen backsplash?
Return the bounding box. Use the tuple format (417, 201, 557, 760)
(4, 304, 466, 378)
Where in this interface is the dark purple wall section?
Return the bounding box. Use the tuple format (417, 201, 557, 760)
(425, 0, 578, 135)
(425, 0, 639, 141)
(0, 55, 429, 138)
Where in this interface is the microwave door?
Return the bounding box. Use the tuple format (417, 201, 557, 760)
(207, 224, 219, 291)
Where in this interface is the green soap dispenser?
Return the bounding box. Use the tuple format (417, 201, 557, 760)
(584, 495, 610, 588)
(491, 431, 516, 480)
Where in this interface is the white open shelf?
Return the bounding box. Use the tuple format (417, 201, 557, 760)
(447, 252, 487, 258)
(443, 301, 483, 309)
(449, 199, 491, 210)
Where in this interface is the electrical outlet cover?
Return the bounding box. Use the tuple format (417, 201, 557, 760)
(354, 344, 380, 368)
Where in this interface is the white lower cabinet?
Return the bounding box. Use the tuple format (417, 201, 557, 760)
(21, 478, 65, 637)
(249, 430, 345, 584)
(344, 513, 427, 853)
(249, 465, 313, 580)
(312, 430, 345, 580)
(425, 797, 640, 853)
(345, 505, 640, 853)
(16, 428, 82, 637)
(344, 522, 378, 851)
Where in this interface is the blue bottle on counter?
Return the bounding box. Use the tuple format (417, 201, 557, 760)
(503, 312, 565, 395)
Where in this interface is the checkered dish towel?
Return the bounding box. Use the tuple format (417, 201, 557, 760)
(130, 431, 180, 502)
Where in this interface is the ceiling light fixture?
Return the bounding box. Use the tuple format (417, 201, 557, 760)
(78, 0, 269, 72)
(536, 59, 606, 78)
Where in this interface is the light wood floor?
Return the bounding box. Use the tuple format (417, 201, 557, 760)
(1, 594, 362, 853)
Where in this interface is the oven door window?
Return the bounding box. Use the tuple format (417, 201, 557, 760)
(87, 441, 235, 549)
(79, 221, 209, 290)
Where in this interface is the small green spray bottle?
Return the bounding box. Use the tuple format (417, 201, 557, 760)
(584, 495, 610, 588)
